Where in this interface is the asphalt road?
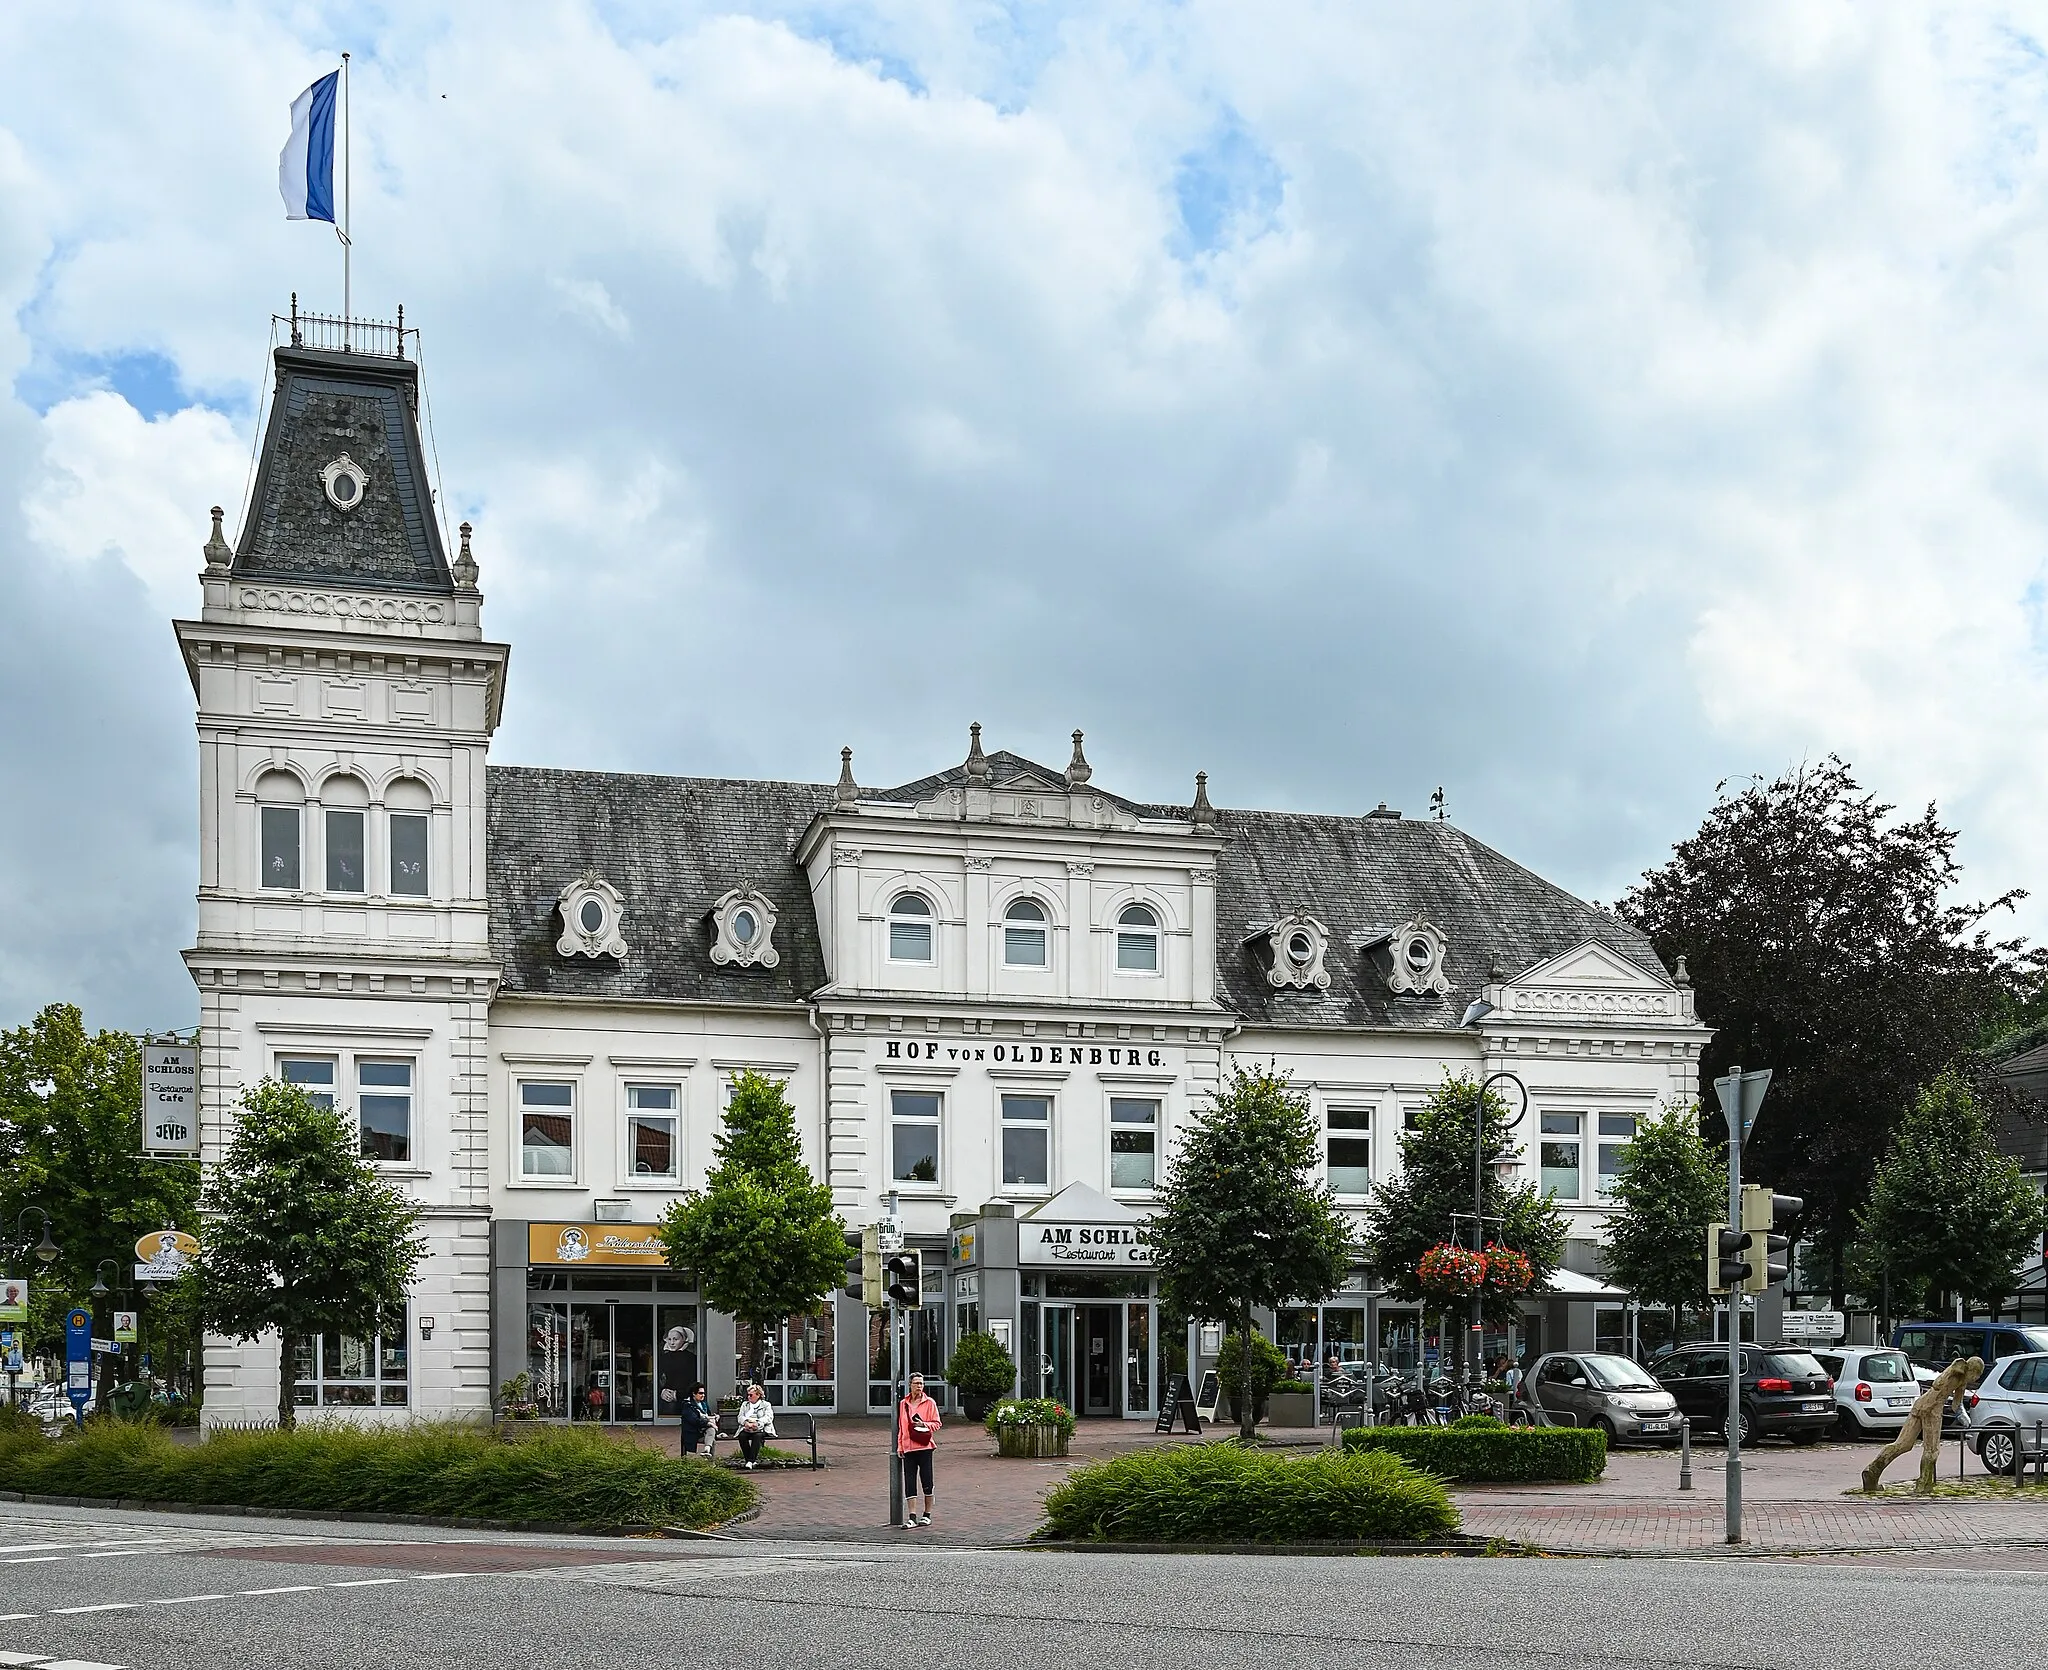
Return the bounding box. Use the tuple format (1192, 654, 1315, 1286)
(4, 1502, 2048, 1670)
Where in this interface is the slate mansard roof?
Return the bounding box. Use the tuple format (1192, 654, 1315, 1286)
(233, 346, 454, 593)
(487, 755, 1669, 1027)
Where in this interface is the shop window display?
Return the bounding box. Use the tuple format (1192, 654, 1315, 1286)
(737, 1308, 836, 1407)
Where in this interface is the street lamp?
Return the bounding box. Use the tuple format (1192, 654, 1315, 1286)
(11, 1207, 59, 1268)
(91, 1260, 118, 1297)
(1460, 999, 1528, 1390)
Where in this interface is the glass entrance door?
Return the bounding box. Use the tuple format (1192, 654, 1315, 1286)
(613, 1303, 655, 1422)
(1042, 1304, 1075, 1411)
(1082, 1305, 1120, 1416)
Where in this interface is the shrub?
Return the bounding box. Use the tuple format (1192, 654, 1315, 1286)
(1272, 1379, 1313, 1396)
(0, 1419, 755, 1531)
(946, 1333, 1017, 1403)
(1215, 1331, 1290, 1423)
(1042, 1442, 1459, 1543)
(984, 1397, 1075, 1439)
(1344, 1423, 1605, 1483)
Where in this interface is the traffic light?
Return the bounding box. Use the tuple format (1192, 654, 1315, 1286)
(884, 1249, 922, 1309)
(1740, 1185, 1801, 1292)
(857, 1223, 884, 1311)
(1708, 1222, 1752, 1294)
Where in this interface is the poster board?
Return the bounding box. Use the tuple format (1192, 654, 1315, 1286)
(1194, 1368, 1221, 1421)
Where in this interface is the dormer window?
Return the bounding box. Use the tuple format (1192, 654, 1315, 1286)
(1003, 898, 1048, 967)
(1253, 912, 1331, 991)
(1116, 904, 1161, 972)
(888, 892, 934, 962)
(556, 872, 629, 959)
(709, 886, 780, 969)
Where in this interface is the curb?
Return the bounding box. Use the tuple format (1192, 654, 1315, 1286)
(1025, 1538, 1503, 1557)
(0, 1488, 700, 1540)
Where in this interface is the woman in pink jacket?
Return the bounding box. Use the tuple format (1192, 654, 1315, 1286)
(898, 1371, 943, 1527)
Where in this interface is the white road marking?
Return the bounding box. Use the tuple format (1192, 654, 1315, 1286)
(41, 1660, 129, 1670)
(0, 1543, 76, 1555)
(0, 1652, 52, 1665)
(413, 1571, 480, 1580)
(327, 1578, 402, 1587)
(1, 1557, 67, 1565)
(49, 1603, 135, 1614)
(149, 1594, 227, 1605)
(237, 1585, 319, 1595)
(75, 1551, 141, 1560)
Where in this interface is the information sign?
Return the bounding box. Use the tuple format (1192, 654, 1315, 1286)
(142, 1043, 199, 1154)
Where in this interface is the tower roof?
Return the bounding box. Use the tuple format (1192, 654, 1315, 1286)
(233, 343, 453, 594)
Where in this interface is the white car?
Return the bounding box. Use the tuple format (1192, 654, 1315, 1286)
(1967, 1351, 2048, 1474)
(1811, 1346, 1919, 1437)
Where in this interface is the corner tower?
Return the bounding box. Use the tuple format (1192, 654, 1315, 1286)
(173, 311, 508, 1424)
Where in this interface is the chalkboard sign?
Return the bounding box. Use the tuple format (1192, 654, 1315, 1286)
(1154, 1373, 1204, 1434)
(1195, 1369, 1220, 1420)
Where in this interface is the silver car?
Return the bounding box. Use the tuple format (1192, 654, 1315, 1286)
(1969, 1351, 2048, 1475)
(1519, 1351, 1682, 1446)
(1812, 1346, 1917, 1437)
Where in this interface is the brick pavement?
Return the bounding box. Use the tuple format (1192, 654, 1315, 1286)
(632, 1417, 2048, 1555)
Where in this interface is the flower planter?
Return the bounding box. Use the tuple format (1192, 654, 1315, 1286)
(996, 1423, 1071, 1458)
(1265, 1391, 1314, 1429)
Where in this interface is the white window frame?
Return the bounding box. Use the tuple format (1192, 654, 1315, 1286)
(259, 803, 303, 891)
(1325, 1103, 1373, 1198)
(999, 1091, 1054, 1194)
(1108, 1095, 1161, 1194)
(517, 1078, 580, 1183)
(355, 1057, 416, 1166)
(293, 1305, 410, 1410)
(622, 1082, 683, 1187)
(889, 1087, 944, 1189)
(1540, 1111, 1585, 1203)
(324, 806, 367, 894)
(1002, 897, 1050, 968)
(1114, 903, 1162, 975)
(387, 809, 430, 897)
(278, 1054, 337, 1109)
(1595, 1113, 1637, 1199)
(888, 892, 936, 964)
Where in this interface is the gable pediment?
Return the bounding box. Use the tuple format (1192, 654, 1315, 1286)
(1496, 938, 1692, 1025)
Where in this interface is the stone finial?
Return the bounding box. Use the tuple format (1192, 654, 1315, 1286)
(1673, 954, 1692, 989)
(834, 746, 860, 811)
(965, 722, 991, 786)
(1190, 770, 1217, 828)
(1065, 729, 1092, 788)
(452, 520, 479, 592)
(201, 505, 232, 575)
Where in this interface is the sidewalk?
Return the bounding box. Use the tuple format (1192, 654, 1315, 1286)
(635, 1417, 2048, 1556)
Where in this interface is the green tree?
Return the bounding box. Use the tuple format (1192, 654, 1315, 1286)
(199, 1079, 426, 1429)
(658, 1070, 846, 1390)
(1599, 1102, 1725, 1321)
(1619, 758, 2029, 1293)
(1849, 1071, 2048, 1317)
(1147, 1063, 1353, 1439)
(0, 1005, 199, 1396)
(1360, 1074, 1568, 1345)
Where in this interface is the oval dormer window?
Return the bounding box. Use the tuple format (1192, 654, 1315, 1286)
(1288, 930, 1317, 967)
(1405, 936, 1434, 972)
(321, 454, 368, 513)
(579, 898, 606, 935)
(732, 907, 757, 947)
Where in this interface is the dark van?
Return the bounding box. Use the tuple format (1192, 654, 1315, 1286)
(1893, 1323, 2048, 1374)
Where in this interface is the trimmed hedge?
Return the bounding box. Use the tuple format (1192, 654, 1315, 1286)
(1343, 1422, 1605, 1483)
(1041, 1441, 1460, 1543)
(0, 1418, 756, 1531)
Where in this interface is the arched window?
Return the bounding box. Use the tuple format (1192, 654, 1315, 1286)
(1116, 903, 1160, 972)
(888, 892, 934, 963)
(386, 777, 431, 897)
(1003, 897, 1048, 967)
(320, 774, 370, 894)
(255, 770, 303, 890)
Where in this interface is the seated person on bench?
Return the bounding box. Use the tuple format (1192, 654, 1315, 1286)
(736, 1382, 777, 1469)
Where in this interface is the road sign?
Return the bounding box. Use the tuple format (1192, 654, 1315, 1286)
(1713, 1068, 1772, 1145)
(142, 1042, 199, 1154)
(64, 1308, 92, 1418)
(1780, 1309, 1845, 1340)
(877, 1214, 905, 1255)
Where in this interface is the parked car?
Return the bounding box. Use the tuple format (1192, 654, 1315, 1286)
(1893, 1322, 2048, 1375)
(1811, 1346, 1918, 1438)
(1651, 1344, 1836, 1445)
(1964, 1351, 2048, 1475)
(1517, 1351, 1682, 1445)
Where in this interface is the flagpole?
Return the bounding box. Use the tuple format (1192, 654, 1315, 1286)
(341, 51, 351, 348)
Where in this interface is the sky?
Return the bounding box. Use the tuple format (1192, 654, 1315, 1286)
(4, 1, 2048, 1033)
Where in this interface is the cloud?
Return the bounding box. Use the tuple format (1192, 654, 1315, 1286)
(4, 2, 2048, 1028)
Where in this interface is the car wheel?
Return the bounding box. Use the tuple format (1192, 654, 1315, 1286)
(1734, 1407, 1757, 1448)
(1980, 1429, 2018, 1476)
(1595, 1417, 1621, 1447)
(1835, 1411, 1859, 1440)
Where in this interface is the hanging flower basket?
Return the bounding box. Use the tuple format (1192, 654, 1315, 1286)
(1416, 1243, 1487, 1299)
(1482, 1243, 1534, 1297)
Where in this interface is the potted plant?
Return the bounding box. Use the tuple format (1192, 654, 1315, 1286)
(497, 1371, 540, 1421)
(1265, 1377, 1315, 1428)
(1215, 1330, 1289, 1426)
(946, 1331, 1017, 1421)
(985, 1397, 1076, 1457)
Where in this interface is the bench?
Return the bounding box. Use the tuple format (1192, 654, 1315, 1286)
(704, 1409, 820, 1469)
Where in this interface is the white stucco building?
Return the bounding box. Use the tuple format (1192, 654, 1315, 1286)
(178, 323, 1710, 1427)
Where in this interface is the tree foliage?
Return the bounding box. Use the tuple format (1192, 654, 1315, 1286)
(1619, 757, 2029, 1284)
(1599, 1102, 1725, 1315)
(199, 1079, 426, 1429)
(1848, 1071, 2048, 1315)
(1147, 1063, 1353, 1439)
(658, 1070, 846, 1380)
(0, 1005, 200, 1385)
(1360, 1074, 1568, 1321)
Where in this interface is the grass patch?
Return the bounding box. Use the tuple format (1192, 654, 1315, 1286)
(1040, 1441, 1460, 1544)
(1344, 1423, 1606, 1483)
(0, 1418, 755, 1531)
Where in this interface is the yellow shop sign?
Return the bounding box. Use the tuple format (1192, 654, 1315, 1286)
(528, 1222, 668, 1267)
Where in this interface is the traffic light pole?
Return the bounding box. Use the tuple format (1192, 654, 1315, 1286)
(1725, 1081, 1743, 1546)
(888, 1298, 904, 1529)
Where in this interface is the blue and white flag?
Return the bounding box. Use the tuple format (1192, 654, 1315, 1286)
(278, 70, 339, 223)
